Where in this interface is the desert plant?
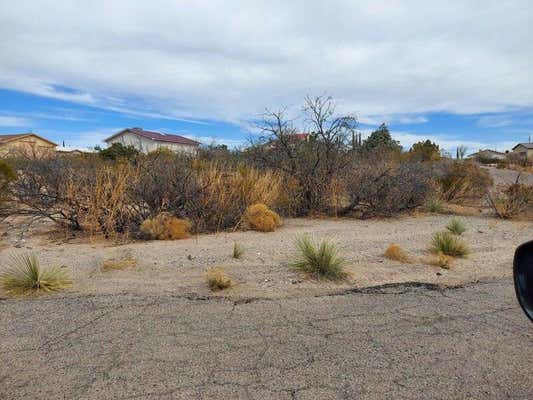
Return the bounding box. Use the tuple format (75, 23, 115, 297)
(487, 181, 533, 219)
(290, 236, 347, 280)
(438, 160, 493, 202)
(206, 268, 232, 291)
(384, 244, 412, 263)
(429, 231, 469, 257)
(425, 252, 454, 269)
(244, 203, 282, 232)
(426, 198, 444, 213)
(101, 257, 137, 271)
(232, 242, 244, 259)
(0, 253, 72, 294)
(0, 159, 16, 206)
(140, 213, 191, 240)
(446, 218, 466, 235)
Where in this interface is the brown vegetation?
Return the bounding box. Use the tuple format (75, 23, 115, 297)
(206, 268, 232, 291)
(101, 257, 137, 271)
(384, 244, 412, 263)
(244, 203, 282, 232)
(140, 213, 191, 240)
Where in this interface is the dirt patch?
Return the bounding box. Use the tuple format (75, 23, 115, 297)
(0, 215, 531, 299)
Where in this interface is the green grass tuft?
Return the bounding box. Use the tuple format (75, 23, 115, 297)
(426, 198, 444, 213)
(0, 253, 72, 294)
(446, 218, 466, 235)
(290, 236, 347, 280)
(232, 242, 244, 259)
(429, 231, 469, 257)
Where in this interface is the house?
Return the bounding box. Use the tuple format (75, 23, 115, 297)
(0, 133, 57, 158)
(56, 146, 95, 156)
(512, 143, 533, 162)
(467, 149, 507, 161)
(104, 128, 201, 154)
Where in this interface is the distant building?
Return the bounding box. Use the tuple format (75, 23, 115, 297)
(104, 128, 201, 154)
(0, 133, 57, 158)
(467, 149, 507, 161)
(512, 143, 533, 162)
(56, 146, 95, 155)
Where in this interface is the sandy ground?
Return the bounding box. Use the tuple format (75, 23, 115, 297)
(1, 214, 531, 299)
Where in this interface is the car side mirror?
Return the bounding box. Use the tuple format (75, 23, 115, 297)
(514, 240, 533, 322)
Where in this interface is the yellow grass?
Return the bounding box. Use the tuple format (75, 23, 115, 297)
(424, 252, 454, 269)
(244, 203, 282, 232)
(206, 268, 232, 291)
(101, 257, 137, 272)
(384, 244, 412, 263)
(140, 213, 191, 240)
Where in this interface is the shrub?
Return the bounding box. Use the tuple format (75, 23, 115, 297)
(101, 257, 137, 271)
(232, 242, 244, 259)
(429, 231, 469, 257)
(446, 218, 466, 235)
(140, 213, 191, 240)
(426, 198, 444, 213)
(384, 244, 411, 263)
(206, 268, 232, 291)
(437, 160, 493, 202)
(488, 182, 533, 219)
(290, 236, 347, 280)
(0, 253, 72, 294)
(0, 159, 16, 207)
(343, 161, 435, 217)
(98, 142, 139, 160)
(425, 252, 454, 269)
(244, 203, 282, 232)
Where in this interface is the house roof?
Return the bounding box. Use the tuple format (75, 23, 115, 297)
(468, 149, 506, 157)
(512, 143, 533, 150)
(0, 133, 57, 147)
(105, 128, 200, 146)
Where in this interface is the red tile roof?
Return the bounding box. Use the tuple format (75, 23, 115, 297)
(105, 128, 200, 146)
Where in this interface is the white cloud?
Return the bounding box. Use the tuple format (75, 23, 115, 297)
(0, 0, 531, 124)
(0, 116, 31, 127)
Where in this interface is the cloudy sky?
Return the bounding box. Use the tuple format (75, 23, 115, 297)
(0, 0, 532, 152)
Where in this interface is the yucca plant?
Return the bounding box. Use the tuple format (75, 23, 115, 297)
(426, 198, 444, 213)
(446, 218, 466, 235)
(290, 236, 347, 280)
(429, 232, 469, 257)
(232, 242, 244, 259)
(0, 253, 72, 294)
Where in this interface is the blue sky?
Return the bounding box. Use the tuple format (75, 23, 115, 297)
(0, 1, 532, 153)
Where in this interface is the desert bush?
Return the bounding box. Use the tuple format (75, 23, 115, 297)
(0, 253, 71, 294)
(487, 182, 533, 219)
(446, 218, 466, 235)
(232, 242, 244, 259)
(140, 213, 191, 240)
(384, 244, 411, 263)
(206, 268, 232, 291)
(290, 236, 347, 280)
(244, 203, 282, 232)
(425, 198, 444, 213)
(98, 142, 140, 160)
(429, 231, 468, 257)
(437, 160, 493, 202)
(101, 257, 137, 271)
(342, 161, 435, 217)
(0, 158, 16, 207)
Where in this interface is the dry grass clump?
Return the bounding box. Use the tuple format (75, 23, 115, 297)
(0, 253, 72, 294)
(290, 236, 347, 280)
(446, 218, 466, 235)
(140, 213, 191, 240)
(384, 244, 412, 263)
(425, 198, 444, 213)
(425, 252, 454, 269)
(244, 203, 282, 232)
(206, 268, 232, 291)
(438, 160, 493, 202)
(101, 257, 137, 271)
(429, 231, 469, 257)
(232, 242, 244, 259)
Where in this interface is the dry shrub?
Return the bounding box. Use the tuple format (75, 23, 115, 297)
(488, 182, 533, 219)
(425, 252, 454, 269)
(232, 242, 244, 259)
(206, 268, 232, 291)
(384, 244, 412, 263)
(438, 160, 493, 202)
(101, 257, 137, 271)
(244, 203, 282, 232)
(140, 213, 191, 240)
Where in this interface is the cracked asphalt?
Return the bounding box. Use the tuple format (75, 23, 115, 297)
(1, 279, 532, 399)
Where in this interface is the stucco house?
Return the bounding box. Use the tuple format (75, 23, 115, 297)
(511, 143, 533, 162)
(104, 128, 201, 154)
(467, 149, 507, 161)
(0, 133, 57, 158)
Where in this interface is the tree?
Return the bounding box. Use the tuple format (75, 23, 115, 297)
(0, 159, 16, 207)
(408, 140, 441, 161)
(362, 123, 401, 153)
(456, 145, 468, 159)
(98, 142, 140, 160)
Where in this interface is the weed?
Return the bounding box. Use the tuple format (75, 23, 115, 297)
(290, 236, 347, 280)
(429, 231, 469, 257)
(206, 268, 232, 291)
(140, 213, 191, 240)
(232, 242, 244, 259)
(101, 257, 137, 271)
(446, 218, 466, 235)
(426, 198, 444, 213)
(425, 252, 454, 269)
(244, 203, 282, 232)
(384, 244, 412, 263)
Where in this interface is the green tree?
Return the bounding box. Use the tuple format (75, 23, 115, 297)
(98, 142, 140, 160)
(362, 123, 401, 152)
(409, 140, 441, 161)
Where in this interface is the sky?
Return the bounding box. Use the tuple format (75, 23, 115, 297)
(0, 0, 532, 153)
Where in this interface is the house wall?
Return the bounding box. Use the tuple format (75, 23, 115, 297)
(107, 132, 198, 155)
(512, 145, 533, 161)
(0, 136, 56, 158)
